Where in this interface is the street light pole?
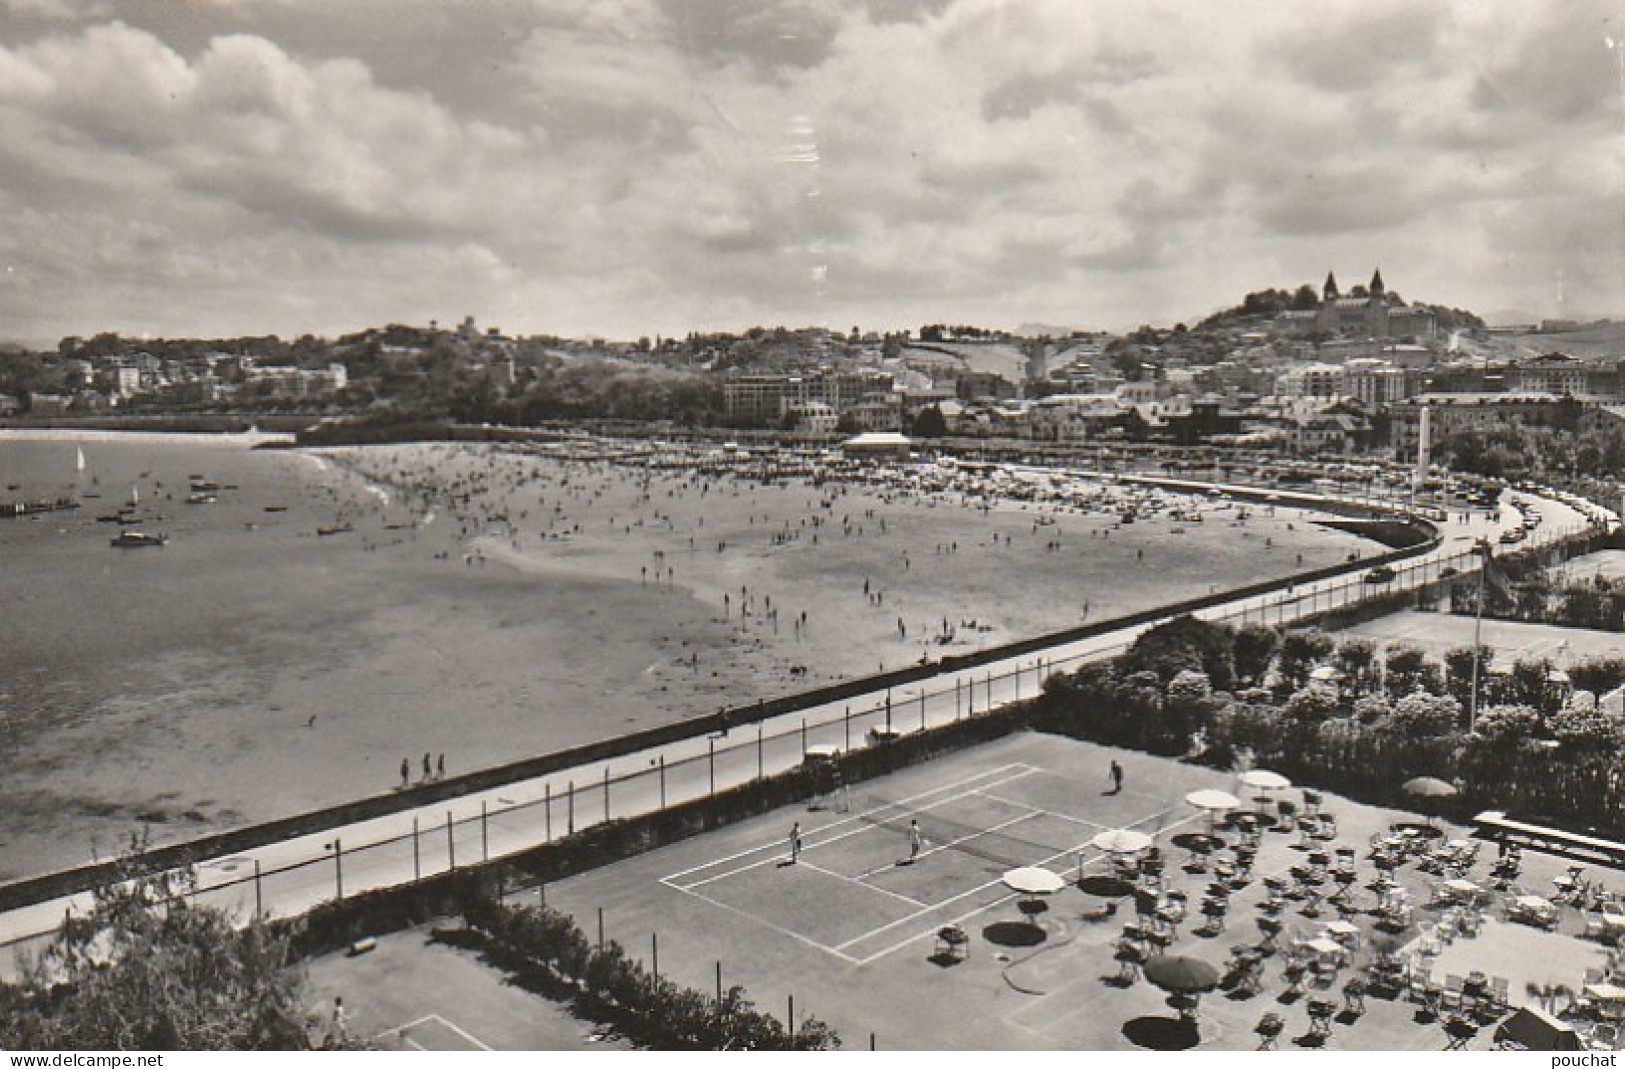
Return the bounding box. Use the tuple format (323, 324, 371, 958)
(1469, 538, 1488, 733)
(327, 838, 344, 900)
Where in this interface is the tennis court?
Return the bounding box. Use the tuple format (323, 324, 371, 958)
(660, 762, 1199, 966)
(386, 1013, 493, 1052)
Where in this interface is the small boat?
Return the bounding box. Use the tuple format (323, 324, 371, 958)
(186, 493, 218, 505)
(263, 505, 289, 513)
(111, 531, 167, 548)
(317, 524, 354, 536)
(190, 480, 223, 492)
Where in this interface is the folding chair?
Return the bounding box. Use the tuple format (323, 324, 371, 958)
(1406, 963, 1433, 1002)
(1255, 1012, 1284, 1050)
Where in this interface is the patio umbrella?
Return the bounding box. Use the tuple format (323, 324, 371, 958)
(1403, 777, 1458, 799)
(1003, 867, 1065, 895)
(1144, 955, 1221, 994)
(1239, 770, 1291, 817)
(1185, 789, 1241, 837)
(1185, 789, 1241, 812)
(1403, 777, 1458, 826)
(1092, 829, 1153, 855)
(1240, 770, 1291, 791)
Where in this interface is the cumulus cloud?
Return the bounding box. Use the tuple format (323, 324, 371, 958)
(0, 0, 1619, 341)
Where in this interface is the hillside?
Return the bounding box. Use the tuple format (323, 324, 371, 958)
(1511, 322, 1625, 360)
(898, 341, 1027, 381)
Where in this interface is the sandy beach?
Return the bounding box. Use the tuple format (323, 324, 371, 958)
(0, 435, 1371, 881)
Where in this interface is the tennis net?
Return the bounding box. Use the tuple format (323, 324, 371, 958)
(854, 796, 1086, 870)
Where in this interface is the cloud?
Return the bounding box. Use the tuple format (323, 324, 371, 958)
(1469, 0, 1622, 124)
(1, 0, 110, 20)
(0, 0, 1619, 340)
(1267, 4, 1446, 93)
(658, 0, 846, 73)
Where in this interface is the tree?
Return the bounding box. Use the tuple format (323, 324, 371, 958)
(1471, 704, 1541, 747)
(1123, 615, 1236, 691)
(1549, 706, 1625, 755)
(1391, 692, 1463, 738)
(911, 404, 948, 438)
(1383, 645, 1441, 699)
(1283, 682, 1341, 725)
(1333, 638, 1379, 694)
(1569, 657, 1625, 698)
(1351, 694, 1393, 725)
(1443, 646, 1494, 709)
(2, 857, 339, 1050)
(1508, 658, 1559, 713)
(1164, 669, 1220, 745)
(1232, 624, 1280, 685)
(1276, 631, 1334, 693)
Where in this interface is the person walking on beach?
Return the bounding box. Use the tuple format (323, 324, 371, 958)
(910, 819, 923, 862)
(437, 753, 445, 780)
(1109, 760, 1124, 794)
(422, 752, 432, 782)
(789, 821, 802, 864)
(399, 758, 410, 789)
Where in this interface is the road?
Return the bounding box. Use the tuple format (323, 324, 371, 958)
(0, 482, 1604, 971)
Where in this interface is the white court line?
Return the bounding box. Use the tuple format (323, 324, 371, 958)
(853, 809, 1047, 880)
(385, 1013, 494, 1052)
(841, 807, 1207, 964)
(664, 765, 1041, 891)
(795, 858, 926, 908)
(660, 880, 862, 965)
(973, 788, 1160, 831)
(661, 763, 1212, 966)
(660, 761, 1035, 884)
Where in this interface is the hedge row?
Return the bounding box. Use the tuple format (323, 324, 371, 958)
(459, 895, 838, 1049)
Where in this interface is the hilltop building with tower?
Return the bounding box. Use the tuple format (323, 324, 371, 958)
(1275, 270, 1438, 341)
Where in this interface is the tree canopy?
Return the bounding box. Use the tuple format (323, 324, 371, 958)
(2, 860, 344, 1051)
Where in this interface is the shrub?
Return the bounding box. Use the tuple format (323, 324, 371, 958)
(462, 896, 838, 1050)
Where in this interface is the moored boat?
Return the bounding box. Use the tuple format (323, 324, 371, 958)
(111, 530, 168, 548)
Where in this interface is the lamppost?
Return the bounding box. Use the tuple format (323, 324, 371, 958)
(326, 838, 344, 900)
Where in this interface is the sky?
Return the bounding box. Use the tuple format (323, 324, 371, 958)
(0, 0, 1621, 343)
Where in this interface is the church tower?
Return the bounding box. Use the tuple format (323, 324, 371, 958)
(1369, 268, 1386, 299)
(1323, 271, 1340, 301)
